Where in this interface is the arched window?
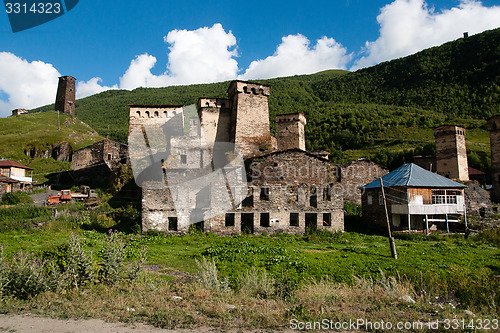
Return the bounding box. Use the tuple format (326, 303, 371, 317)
(259, 88, 264, 95)
(251, 88, 256, 94)
(205, 102, 210, 107)
(164, 111, 168, 117)
(136, 111, 141, 117)
(145, 111, 150, 118)
(154, 111, 159, 117)
(243, 86, 248, 93)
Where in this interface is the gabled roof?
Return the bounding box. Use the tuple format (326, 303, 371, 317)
(362, 163, 467, 189)
(0, 159, 33, 170)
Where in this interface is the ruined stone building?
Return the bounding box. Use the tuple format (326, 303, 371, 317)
(55, 76, 76, 116)
(71, 139, 128, 171)
(137, 80, 344, 235)
(337, 159, 388, 204)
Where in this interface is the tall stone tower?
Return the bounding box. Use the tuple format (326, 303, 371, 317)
(228, 81, 271, 157)
(487, 115, 500, 202)
(55, 76, 76, 116)
(197, 97, 232, 149)
(276, 113, 307, 150)
(433, 125, 469, 181)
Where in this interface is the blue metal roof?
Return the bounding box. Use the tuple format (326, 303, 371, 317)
(362, 163, 467, 189)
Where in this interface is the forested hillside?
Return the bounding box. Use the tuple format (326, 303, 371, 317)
(31, 28, 499, 172)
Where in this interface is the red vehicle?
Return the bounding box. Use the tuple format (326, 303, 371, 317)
(47, 190, 72, 205)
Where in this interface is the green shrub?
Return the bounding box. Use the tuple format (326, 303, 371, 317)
(195, 257, 230, 292)
(474, 228, 500, 245)
(1, 192, 33, 205)
(238, 267, 275, 298)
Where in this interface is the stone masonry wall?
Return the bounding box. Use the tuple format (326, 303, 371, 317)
(276, 113, 306, 151)
(434, 125, 469, 181)
(229, 81, 271, 157)
(55, 76, 76, 116)
(340, 160, 388, 204)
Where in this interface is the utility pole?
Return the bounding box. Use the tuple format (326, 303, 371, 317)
(57, 110, 60, 131)
(380, 178, 398, 259)
(107, 124, 110, 139)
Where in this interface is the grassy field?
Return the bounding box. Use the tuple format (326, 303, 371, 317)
(0, 112, 103, 183)
(0, 203, 499, 331)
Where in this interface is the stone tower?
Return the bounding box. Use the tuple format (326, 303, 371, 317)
(433, 125, 469, 181)
(197, 97, 232, 149)
(487, 115, 500, 202)
(276, 113, 307, 150)
(55, 76, 76, 116)
(228, 81, 271, 157)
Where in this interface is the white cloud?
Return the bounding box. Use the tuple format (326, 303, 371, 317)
(240, 34, 352, 80)
(0, 52, 60, 117)
(119, 23, 238, 89)
(353, 0, 500, 69)
(77, 77, 118, 99)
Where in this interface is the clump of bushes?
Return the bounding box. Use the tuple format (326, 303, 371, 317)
(0, 231, 148, 299)
(1, 192, 33, 205)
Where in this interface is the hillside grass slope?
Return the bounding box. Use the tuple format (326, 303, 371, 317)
(28, 28, 500, 173)
(0, 112, 103, 182)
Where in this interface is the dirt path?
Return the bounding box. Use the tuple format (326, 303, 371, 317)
(0, 314, 292, 333)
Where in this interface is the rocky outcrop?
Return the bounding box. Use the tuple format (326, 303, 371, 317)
(24, 141, 73, 162)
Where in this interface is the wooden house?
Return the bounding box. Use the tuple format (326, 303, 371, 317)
(0, 160, 33, 189)
(361, 163, 467, 232)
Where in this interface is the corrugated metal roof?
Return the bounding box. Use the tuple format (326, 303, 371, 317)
(361, 163, 467, 189)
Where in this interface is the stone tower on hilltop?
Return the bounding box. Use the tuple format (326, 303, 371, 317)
(433, 125, 469, 181)
(55, 76, 76, 116)
(487, 115, 500, 201)
(276, 113, 307, 151)
(228, 81, 271, 157)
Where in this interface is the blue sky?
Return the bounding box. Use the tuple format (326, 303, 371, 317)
(0, 0, 499, 117)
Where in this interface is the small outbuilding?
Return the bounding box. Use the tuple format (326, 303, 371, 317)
(0, 159, 33, 189)
(361, 163, 467, 232)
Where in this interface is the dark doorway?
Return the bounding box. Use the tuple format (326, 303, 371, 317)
(260, 212, 270, 227)
(168, 217, 178, 231)
(241, 213, 254, 234)
(305, 213, 317, 232)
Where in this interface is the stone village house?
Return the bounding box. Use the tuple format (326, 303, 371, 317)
(136, 81, 345, 235)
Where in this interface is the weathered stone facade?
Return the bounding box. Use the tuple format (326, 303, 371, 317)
(337, 159, 388, 204)
(0, 175, 20, 196)
(71, 139, 128, 171)
(128, 104, 184, 135)
(487, 115, 500, 202)
(139, 80, 344, 235)
(276, 113, 306, 151)
(142, 150, 344, 235)
(463, 180, 493, 216)
(434, 125, 469, 181)
(229, 81, 272, 157)
(55, 76, 76, 116)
